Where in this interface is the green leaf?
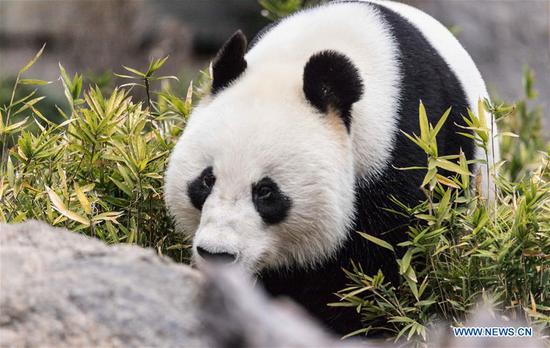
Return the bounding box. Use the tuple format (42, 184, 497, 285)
(114, 73, 139, 80)
(421, 168, 437, 188)
(59, 63, 71, 85)
(437, 188, 452, 217)
(341, 327, 370, 339)
(46, 186, 90, 226)
(6, 156, 15, 187)
(400, 248, 414, 275)
(418, 101, 429, 142)
(0, 117, 29, 135)
(74, 183, 92, 215)
(435, 158, 471, 176)
(357, 231, 394, 252)
(109, 176, 133, 197)
(19, 43, 46, 74)
(146, 56, 169, 76)
(122, 65, 146, 77)
(18, 79, 51, 86)
(12, 96, 46, 117)
(477, 98, 487, 129)
(92, 211, 123, 223)
(499, 131, 519, 138)
(431, 106, 452, 140)
(435, 174, 460, 188)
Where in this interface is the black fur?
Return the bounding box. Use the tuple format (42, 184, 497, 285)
(211, 30, 248, 95)
(303, 51, 364, 132)
(260, 2, 474, 336)
(252, 177, 292, 225)
(187, 166, 216, 210)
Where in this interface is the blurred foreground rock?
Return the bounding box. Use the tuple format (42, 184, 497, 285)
(0, 221, 545, 347)
(0, 221, 205, 347)
(0, 221, 360, 348)
(199, 265, 367, 348)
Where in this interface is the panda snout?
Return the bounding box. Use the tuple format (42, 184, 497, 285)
(196, 246, 238, 264)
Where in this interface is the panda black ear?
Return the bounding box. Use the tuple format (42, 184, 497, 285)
(303, 50, 364, 132)
(211, 30, 248, 95)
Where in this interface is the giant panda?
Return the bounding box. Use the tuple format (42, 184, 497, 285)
(165, 0, 498, 335)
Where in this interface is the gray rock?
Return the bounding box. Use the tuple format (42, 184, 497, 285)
(198, 264, 371, 348)
(0, 220, 368, 348)
(0, 220, 206, 348)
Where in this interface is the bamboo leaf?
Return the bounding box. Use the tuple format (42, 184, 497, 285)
(400, 249, 414, 275)
(19, 79, 51, 86)
(436, 174, 460, 189)
(1, 117, 29, 134)
(19, 43, 46, 74)
(435, 159, 471, 176)
(421, 168, 437, 188)
(92, 211, 123, 223)
(431, 106, 452, 139)
(418, 101, 429, 142)
(46, 186, 67, 212)
(74, 183, 92, 215)
(122, 65, 146, 77)
(357, 231, 394, 252)
(46, 186, 90, 226)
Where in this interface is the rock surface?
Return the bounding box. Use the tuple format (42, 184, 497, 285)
(0, 221, 205, 348)
(199, 265, 369, 348)
(0, 221, 361, 348)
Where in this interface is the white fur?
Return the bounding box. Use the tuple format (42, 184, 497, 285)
(247, 3, 401, 180)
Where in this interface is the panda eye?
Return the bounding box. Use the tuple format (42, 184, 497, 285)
(256, 185, 273, 200)
(202, 171, 216, 189)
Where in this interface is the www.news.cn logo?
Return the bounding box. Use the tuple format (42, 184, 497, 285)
(452, 326, 533, 337)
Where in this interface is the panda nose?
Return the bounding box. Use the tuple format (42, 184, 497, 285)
(196, 246, 237, 263)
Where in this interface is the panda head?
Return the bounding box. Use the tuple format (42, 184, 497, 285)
(165, 31, 364, 273)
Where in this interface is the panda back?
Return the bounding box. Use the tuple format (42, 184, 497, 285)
(367, 0, 498, 198)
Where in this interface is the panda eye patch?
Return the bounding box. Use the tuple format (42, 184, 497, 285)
(188, 166, 216, 210)
(252, 177, 292, 225)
